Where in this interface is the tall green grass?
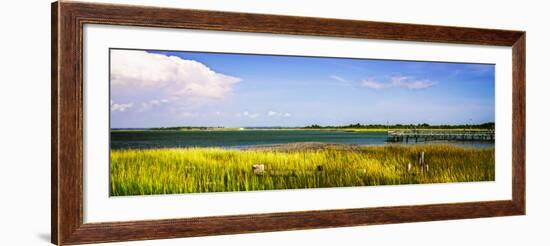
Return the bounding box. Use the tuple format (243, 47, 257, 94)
(110, 144, 494, 196)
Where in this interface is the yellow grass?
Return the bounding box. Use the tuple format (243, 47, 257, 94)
(110, 144, 494, 196)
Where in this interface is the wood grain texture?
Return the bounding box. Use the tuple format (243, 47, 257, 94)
(63, 201, 518, 245)
(64, 1, 524, 46)
(512, 34, 526, 213)
(51, 1, 526, 245)
(51, 2, 59, 244)
(52, 1, 85, 244)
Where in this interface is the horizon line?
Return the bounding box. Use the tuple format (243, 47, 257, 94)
(111, 122, 495, 129)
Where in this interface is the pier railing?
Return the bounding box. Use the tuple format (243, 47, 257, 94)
(387, 129, 494, 142)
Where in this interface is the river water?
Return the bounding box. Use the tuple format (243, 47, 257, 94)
(111, 130, 494, 149)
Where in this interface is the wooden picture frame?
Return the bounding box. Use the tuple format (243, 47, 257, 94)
(52, 1, 525, 245)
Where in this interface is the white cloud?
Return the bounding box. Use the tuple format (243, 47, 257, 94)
(110, 100, 133, 112)
(139, 98, 170, 111)
(241, 111, 259, 119)
(390, 76, 437, 89)
(111, 50, 241, 101)
(361, 76, 437, 90)
(267, 111, 291, 117)
(361, 79, 388, 89)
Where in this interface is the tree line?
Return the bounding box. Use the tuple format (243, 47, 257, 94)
(303, 122, 495, 129)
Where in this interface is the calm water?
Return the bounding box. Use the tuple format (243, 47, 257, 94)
(111, 130, 494, 149)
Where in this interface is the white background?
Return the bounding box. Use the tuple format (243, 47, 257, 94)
(0, 0, 548, 245)
(85, 24, 512, 222)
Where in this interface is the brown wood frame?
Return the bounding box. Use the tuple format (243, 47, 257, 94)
(52, 1, 526, 245)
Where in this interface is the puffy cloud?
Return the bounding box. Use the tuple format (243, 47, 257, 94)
(110, 100, 133, 112)
(111, 50, 241, 102)
(361, 76, 437, 90)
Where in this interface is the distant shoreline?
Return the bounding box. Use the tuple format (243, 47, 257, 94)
(111, 127, 494, 133)
(111, 122, 495, 132)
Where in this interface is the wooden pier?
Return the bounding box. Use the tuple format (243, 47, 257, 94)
(387, 129, 494, 143)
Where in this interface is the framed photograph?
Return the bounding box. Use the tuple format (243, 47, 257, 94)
(52, 1, 525, 245)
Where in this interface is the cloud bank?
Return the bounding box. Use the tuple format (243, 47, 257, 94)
(110, 50, 241, 111)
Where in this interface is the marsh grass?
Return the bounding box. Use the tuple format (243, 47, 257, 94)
(110, 144, 494, 196)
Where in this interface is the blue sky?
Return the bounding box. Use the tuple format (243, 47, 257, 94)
(110, 49, 495, 128)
